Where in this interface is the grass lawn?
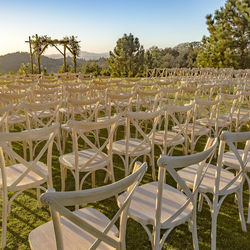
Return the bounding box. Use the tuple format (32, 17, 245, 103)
(0, 124, 250, 250)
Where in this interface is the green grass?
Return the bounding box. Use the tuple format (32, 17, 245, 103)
(1, 125, 250, 250)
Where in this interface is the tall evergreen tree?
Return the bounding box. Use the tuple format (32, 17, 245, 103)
(108, 33, 144, 77)
(197, 0, 250, 69)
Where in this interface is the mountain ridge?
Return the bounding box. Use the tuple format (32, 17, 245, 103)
(0, 51, 108, 74)
(47, 51, 109, 60)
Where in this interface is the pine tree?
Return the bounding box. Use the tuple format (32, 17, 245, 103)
(197, 0, 250, 69)
(108, 33, 144, 77)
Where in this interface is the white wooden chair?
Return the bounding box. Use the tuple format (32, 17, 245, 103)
(195, 97, 221, 137)
(22, 100, 61, 129)
(0, 92, 29, 131)
(178, 131, 249, 250)
(117, 138, 218, 250)
(217, 93, 241, 131)
(233, 90, 250, 132)
(61, 97, 103, 153)
(153, 102, 194, 155)
(111, 109, 161, 179)
(0, 105, 12, 132)
(22, 100, 62, 156)
(0, 123, 59, 248)
(135, 89, 160, 112)
(31, 87, 62, 103)
(184, 98, 220, 153)
(59, 116, 120, 192)
(29, 162, 147, 250)
(97, 92, 134, 126)
(222, 132, 250, 223)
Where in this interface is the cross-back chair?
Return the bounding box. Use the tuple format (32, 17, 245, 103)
(111, 109, 161, 179)
(118, 137, 218, 250)
(59, 116, 120, 192)
(178, 131, 249, 250)
(29, 161, 147, 250)
(153, 102, 194, 155)
(0, 123, 59, 248)
(222, 132, 250, 224)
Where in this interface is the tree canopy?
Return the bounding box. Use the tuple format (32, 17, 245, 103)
(197, 0, 250, 69)
(108, 33, 144, 77)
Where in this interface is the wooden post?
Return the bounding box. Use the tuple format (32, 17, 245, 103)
(73, 54, 76, 73)
(64, 44, 67, 72)
(37, 55, 41, 74)
(29, 36, 34, 74)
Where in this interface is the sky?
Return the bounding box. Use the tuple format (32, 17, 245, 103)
(0, 0, 226, 55)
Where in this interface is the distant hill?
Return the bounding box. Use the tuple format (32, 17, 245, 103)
(47, 51, 109, 60)
(0, 52, 109, 74)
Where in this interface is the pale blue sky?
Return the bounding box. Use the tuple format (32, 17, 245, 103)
(0, 0, 226, 55)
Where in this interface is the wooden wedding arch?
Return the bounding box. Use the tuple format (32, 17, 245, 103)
(26, 34, 80, 74)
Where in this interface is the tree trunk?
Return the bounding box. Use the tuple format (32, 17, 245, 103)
(29, 36, 34, 74)
(64, 45, 67, 72)
(73, 55, 76, 73)
(37, 55, 41, 74)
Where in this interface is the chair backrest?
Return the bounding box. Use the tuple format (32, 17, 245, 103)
(0, 123, 59, 190)
(136, 89, 160, 112)
(31, 88, 61, 102)
(67, 116, 120, 180)
(125, 109, 162, 153)
(67, 97, 103, 122)
(41, 161, 147, 250)
(106, 92, 134, 117)
(161, 102, 194, 154)
(156, 138, 218, 244)
(0, 105, 12, 132)
(216, 131, 250, 195)
(194, 97, 220, 134)
(159, 87, 181, 106)
(22, 100, 61, 129)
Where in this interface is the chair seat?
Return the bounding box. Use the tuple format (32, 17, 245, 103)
(8, 114, 26, 125)
(61, 123, 71, 132)
(111, 138, 151, 156)
(59, 107, 70, 114)
(150, 131, 184, 146)
(232, 110, 250, 122)
(196, 118, 231, 128)
(0, 162, 48, 191)
(178, 164, 241, 194)
(97, 116, 125, 125)
(34, 110, 56, 118)
(117, 182, 193, 228)
(59, 149, 108, 171)
(29, 207, 118, 250)
(173, 123, 210, 136)
(223, 150, 250, 171)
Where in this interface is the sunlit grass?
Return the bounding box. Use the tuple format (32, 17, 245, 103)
(0, 119, 249, 250)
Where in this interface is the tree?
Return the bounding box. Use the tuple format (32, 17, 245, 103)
(197, 0, 250, 69)
(144, 42, 201, 70)
(82, 62, 102, 76)
(108, 33, 144, 77)
(18, 63, 45, 75)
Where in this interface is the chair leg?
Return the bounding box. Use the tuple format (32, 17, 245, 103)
(191, 212, 199, 250)
(236, 189, 247, 231)
(246, 176, 250, 224)
(60, 165, 66, 191)
(91, 171, 95, 188)
(151, 149, 156, 181)
(198, 193, 203, 212)
(125, 155, 129, 177)
(1, 192, 8, 248)
(211, 209, 218, 250)
(36, 188, 41, 207)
